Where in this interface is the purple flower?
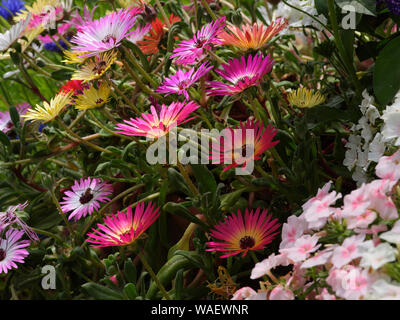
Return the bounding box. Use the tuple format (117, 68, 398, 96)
(0, 103, 30, 134)
(0, 201, 38, 241)
(71, 8, 142, 57)
(170, 17, 226, 65)
(60, 178, 113, 221)
(207, 54, 274, 96)
(156, 62, 212, 100)
(385, 0, 400, 15)
(0, 229, 30, 274)
(127, 23, 152, 45)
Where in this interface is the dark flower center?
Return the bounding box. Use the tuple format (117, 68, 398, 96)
(195, 37, 207, 48)
(92, 61, 107, 75)
(239, 235, 255, 249)
(103, 34, 116, 44)
(79, 188, 93, 204)
(0, 249, 6, 261)
(177, 80, 188, 90)
(95, 98, 104, 104)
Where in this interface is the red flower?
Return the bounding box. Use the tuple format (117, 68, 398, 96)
(138, 14, 180, 54)
(59, 80, 86, 96)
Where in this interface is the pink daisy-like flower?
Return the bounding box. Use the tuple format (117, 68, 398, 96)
(206, 208, 280, 258)
(71, 7, 142, 57)
(0, 103, 30, 134)
(114, 101, 200, 139)
(0, 228, 30, 274)
(86, 202, 161, 247)
(60, 178, 113, 221)
(170, 17, 226, 65)
(127, 23, 152, 45)
(207, 54, 274, 96)
(210, 119, 279, 171)
(68, 5, 97, 33)
(38, 23, 71, 51)
(156, 62, 212, 100)
(0, 201, 38, 241)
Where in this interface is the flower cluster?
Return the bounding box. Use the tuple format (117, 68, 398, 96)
(237, 151, 400, 300)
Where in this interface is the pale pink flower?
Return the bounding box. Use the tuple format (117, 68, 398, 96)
(269, 285, 294, 300)
(280, 234, 320, 262)
(302, 181, 333, 212)
(375, 150, 400, 181)
(316, 288, 336, 300)
(331, 234, 365, 268)
(301, 247, 335, 268)
(366, 180, 398, 220)
(300, 181, 341, 230)
(346, 209, 377, 229)
(341, 183, 371, 218)
(327, 266, 375, 300)
(279, 215, 307, 249)
(231, 287, 257, 300)
(287, 263, 307, 290)
(251, 253, 289, 279)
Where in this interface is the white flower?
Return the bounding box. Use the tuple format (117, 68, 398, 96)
(360, 242, 397, 270)
(0, 14, 31, 52)
(368, 133, 385, 162)
(367, 279, 400, 300)
(251, 253, 289, 279)
(275, 0, 327, 30)
(381, 112, 400, 145)
(380, 220, 400, 244)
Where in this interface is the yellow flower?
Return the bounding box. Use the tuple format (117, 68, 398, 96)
(71, 50, 117, 83)
(14, 0, 60, 21)
(74, 83, 111, 110)
(287, 88, 326, 109)
(62, 50, 87, 64)
(22, 92, 72, 122)
(118, 0, 149, 8)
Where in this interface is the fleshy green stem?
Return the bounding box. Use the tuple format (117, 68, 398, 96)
(200, 0, 218, 20)
(57, 118, 112, 154)
(138, 250, 171, 300)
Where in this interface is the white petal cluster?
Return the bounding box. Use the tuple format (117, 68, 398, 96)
(343, 90, 385, 185)
(275, 0, 327, 31)
(0, 13, 31, 52)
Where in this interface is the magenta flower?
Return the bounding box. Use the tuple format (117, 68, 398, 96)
(206, 208, 280, 258)
(127, 23, 152, 45)
(170, 17, 226, 65)
(0, 201, 38, 241)
(68, 5, 97, 33)
(207, 54, 274, 96)
(210, 119, 279, 171)
(0, 103, 30, 134)
(71, 8, 142, 57)
(0, 229, 30, 274)
(156, 62, 212, 100)
(60, 178, 113, 221)
(114, 101, 200, 139)
(87, 202, 161, 247)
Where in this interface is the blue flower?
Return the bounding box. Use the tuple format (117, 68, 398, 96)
(0, 0, 25, 20)
(43, 38, 70, 52)
(385, 0, 400, 15)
